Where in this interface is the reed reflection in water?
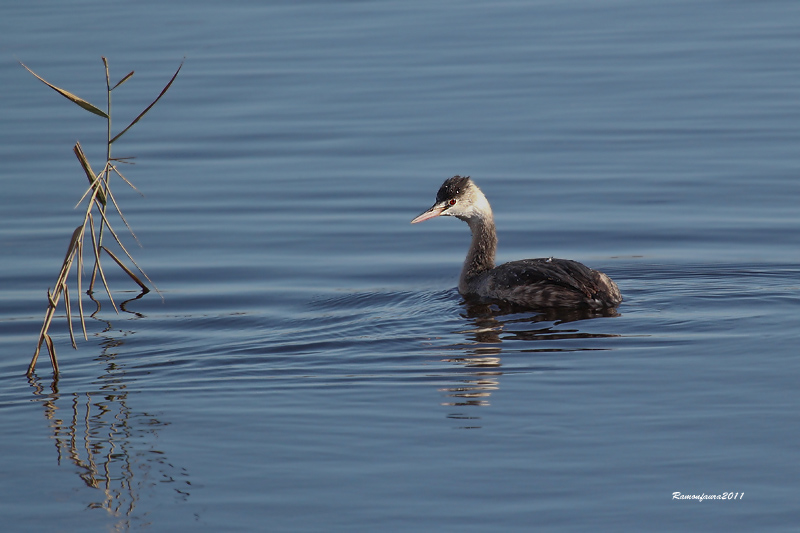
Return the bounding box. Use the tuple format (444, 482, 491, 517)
(27, 293, 190, 530)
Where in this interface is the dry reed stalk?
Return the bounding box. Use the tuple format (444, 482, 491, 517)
(23, 57, 182, 377)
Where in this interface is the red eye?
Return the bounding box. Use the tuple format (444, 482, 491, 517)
(449, 199, 456, 206)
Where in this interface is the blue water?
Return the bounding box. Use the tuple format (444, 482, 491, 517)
(1, 1, 799, 531)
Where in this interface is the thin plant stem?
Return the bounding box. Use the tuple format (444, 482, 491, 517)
(24, 57, 181, 377)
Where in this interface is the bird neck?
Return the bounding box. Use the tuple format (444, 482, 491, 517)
(459, 212, 497, 290)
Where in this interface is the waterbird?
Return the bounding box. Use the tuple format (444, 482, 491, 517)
(411, 176, 622, 309)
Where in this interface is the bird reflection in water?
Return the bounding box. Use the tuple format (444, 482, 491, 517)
(440, 301, 620, 429)
(27, 290, 190, 528)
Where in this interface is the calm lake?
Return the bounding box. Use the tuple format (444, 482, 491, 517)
(1, 1, 798, 531)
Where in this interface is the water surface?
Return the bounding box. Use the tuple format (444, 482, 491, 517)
(1, 1, 799, 531)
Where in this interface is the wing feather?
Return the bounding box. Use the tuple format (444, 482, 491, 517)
(490, 258, 601, 298)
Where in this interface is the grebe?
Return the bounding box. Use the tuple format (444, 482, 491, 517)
(411, 176, 622, 309)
